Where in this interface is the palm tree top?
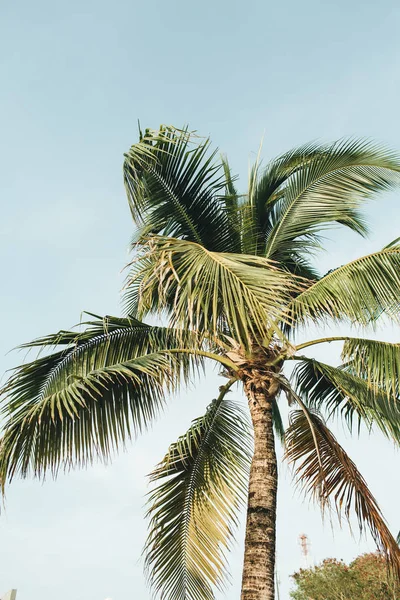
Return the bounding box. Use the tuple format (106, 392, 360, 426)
(124, 125, 400, 260)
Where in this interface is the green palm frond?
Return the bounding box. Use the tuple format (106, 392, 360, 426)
(124, 236, 307, 348)
(220, 155, 242, 250)
(264, 139, 400, 263)
(0, 316, 207, 488)
(123, 126, 239, 253)
(291, 358, 400, 442)
(341, 338, 400, 399)
(122, 249, 160, 318)
(242, 142, 327, 258)
(241, 148, 267, 256)
(276, 252, 321, 281)
(288, 245, 400, 329)
(145, 381, 252, 600)
(285, 409, 400, 576)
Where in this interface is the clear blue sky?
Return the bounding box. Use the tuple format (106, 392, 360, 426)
(1, 0, 400, 599)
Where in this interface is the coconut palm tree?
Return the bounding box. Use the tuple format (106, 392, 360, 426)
(2, 127, 400, 600)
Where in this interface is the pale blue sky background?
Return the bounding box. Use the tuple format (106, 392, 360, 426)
(2, 0, 400, 599)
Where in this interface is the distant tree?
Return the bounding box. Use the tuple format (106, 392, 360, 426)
(291, 553, 400, 600)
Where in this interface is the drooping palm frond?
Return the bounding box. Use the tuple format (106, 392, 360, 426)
(263, 139, 400, 264)
(291, 357, 400, 443)
(341, 337, 400, 399)
(123, 236, 307, 348)
(288, 245, 400, 329)
(0, 315, 210, 488)
(145, 381, 252, 600)
(123, 126, 240, 253)
(285, 409, 400, 576)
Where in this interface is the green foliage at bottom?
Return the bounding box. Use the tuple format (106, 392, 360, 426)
(291, 553, 400, 600)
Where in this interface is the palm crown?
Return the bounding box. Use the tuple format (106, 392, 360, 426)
(2, 126, 400, 600)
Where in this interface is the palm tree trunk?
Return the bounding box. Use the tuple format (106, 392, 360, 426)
(241, 388, 278, 600)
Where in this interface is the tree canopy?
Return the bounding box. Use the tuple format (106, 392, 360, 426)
(291, 553, 400, 600)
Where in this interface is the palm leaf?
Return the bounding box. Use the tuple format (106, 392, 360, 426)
(0, 315, 205, 488)
(291, 357, 400, 442)
(264, 139, 400, 263)
(289, 245, 400, 328)
(124, 236, 307, 348)
(285, 409, 400, 575)
(220, 155, 242, 251)
(145, 381, 252, 600)
(123, 126, 239, 253)
(242, 142, 329, 260)
(341, 337, 400, 399)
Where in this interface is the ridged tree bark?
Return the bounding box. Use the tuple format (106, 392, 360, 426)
(241, 382, 278, 600)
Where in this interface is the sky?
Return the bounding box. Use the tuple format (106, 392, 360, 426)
(1, 0, 400, 598)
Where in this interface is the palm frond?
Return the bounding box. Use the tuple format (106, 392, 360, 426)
(145, 381, 252, 600)
(124, 236, 307, 348)
(276, 252, 321, 280)
(220, 155, 242, 251)
(291, 358, 400, 443)
(123, 126, 239, 252)
(341, 337, 400, 400)
(242, 142, 326, 258)
(0, 316, 206, 488)
(264, 139, 400, 263)
(288, 245, 400, 329)
(285, 409, 400, 576)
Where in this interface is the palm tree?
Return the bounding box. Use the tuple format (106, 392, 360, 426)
(2, 127, 400, 600)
